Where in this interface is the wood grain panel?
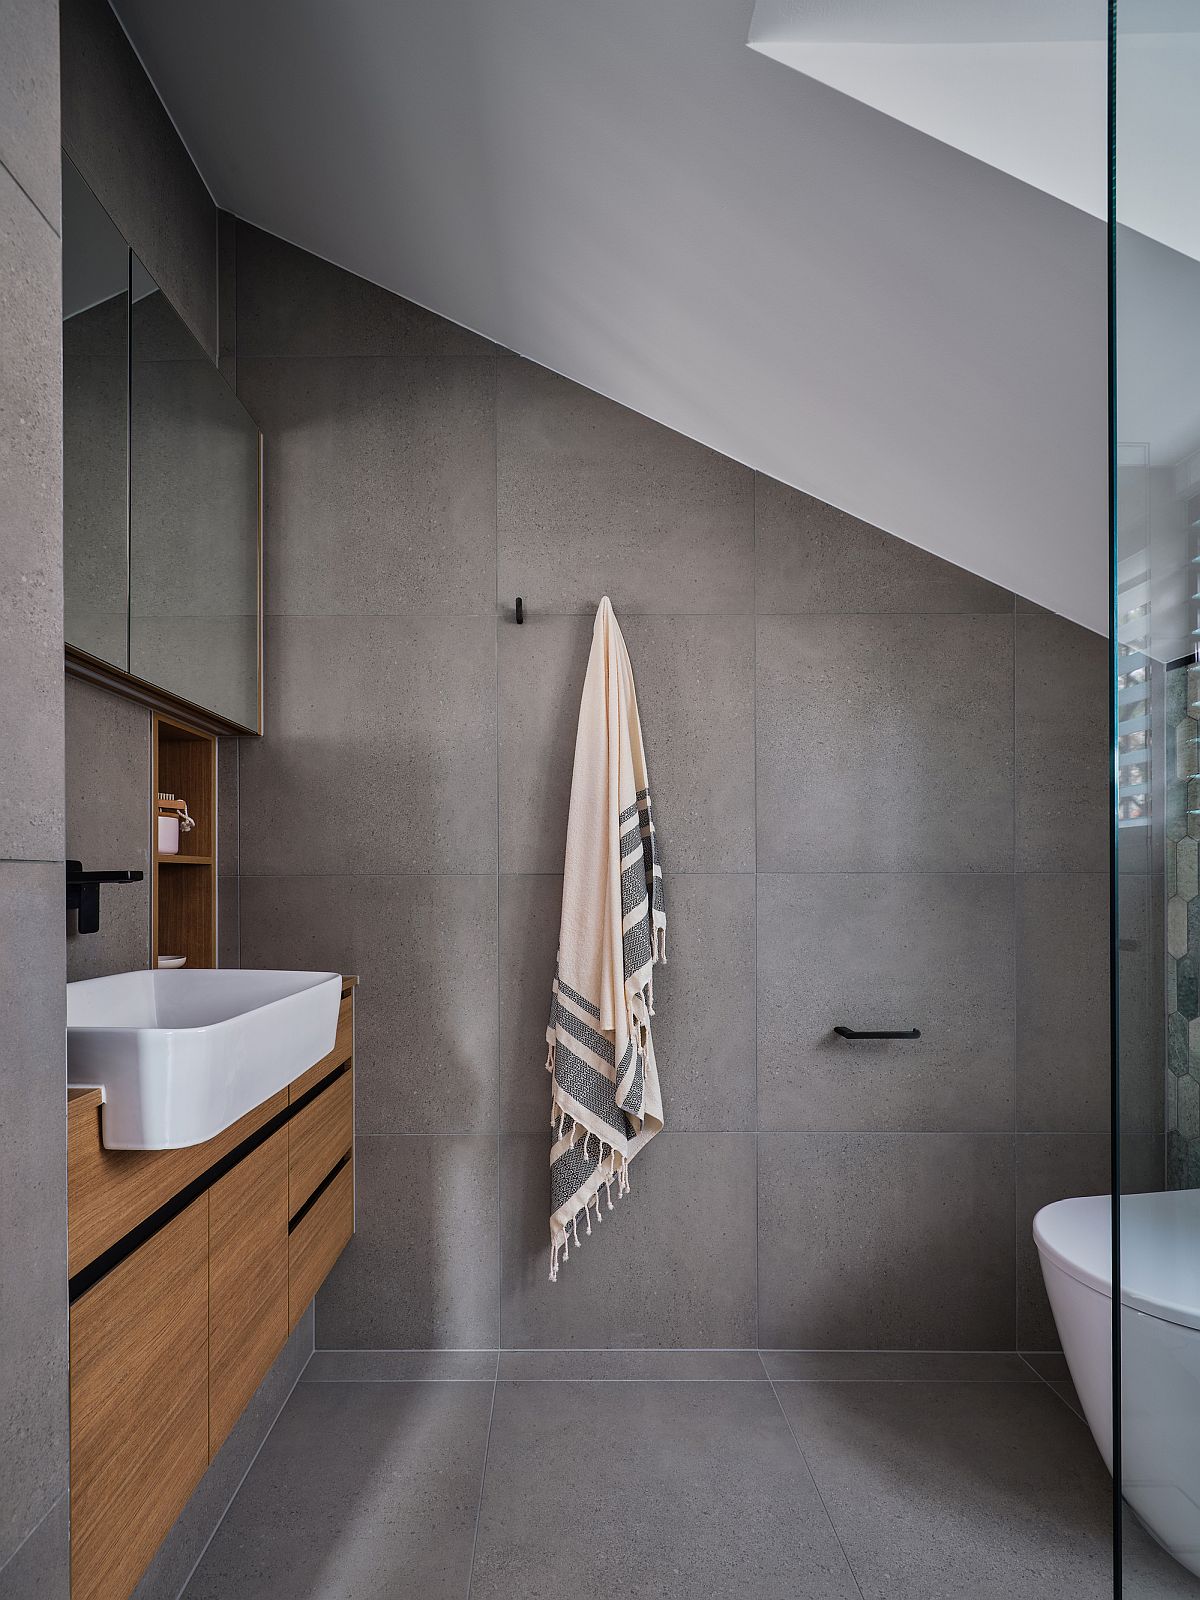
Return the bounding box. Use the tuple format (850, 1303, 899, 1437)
(289, 1158, 354, 1331)
(68, 1088, 287, 1278)
(70, 1197, 209, 1600)
(289, 1069, 353, 1219)
(289, 992, 354, 1103)
(209, 1125, 289, 1456)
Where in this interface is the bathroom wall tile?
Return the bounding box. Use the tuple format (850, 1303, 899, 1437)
(60, 0, 217, 357)
(754, 474, 1012, 615)
(217, 737, 239, 875)
(131, 1306, 313, 1600)
(0, 863, 67, 1565)
(181, 1379, 492, 1600)
(1016, 1134, 1107, 1351)
(217, 209, 236, 385)
(235, 221, 480, 361)
(775, 1381, 1112, 1599)
(497, 613, 590, 874)
(1014, 613, 1108, 872)
(316, 1135, 499, 1349)
(241, 874, 498, 1134)
(0, 169, 63, 861)
(499, 872, 563, 1132)
(471, 1381, 860, 1600)
(758, 872, 1013, 1132)
(758, 1133, 1015, 1349)
(499, 613, 755, 874)
(237, 345, 496, 618)
(0, 1494, 67, 1600)
(756, 614, 1014, 873)
(500, 1132, 757, 1349)
(64, 678, 151, 980)
(496, 353, 754, 616)
(0, 0, 59, 230)
(1015, 873, 1109, 1133)
(649, 874, 756, 1131)
(217, 878, 239, 968)
(239, 615, 496, 875)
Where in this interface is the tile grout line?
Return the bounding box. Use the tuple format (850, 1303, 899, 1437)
(463, 1360, 501, 1600)
(1017, 1351, 1084, 1421)
(763, 1365, 867, 1600)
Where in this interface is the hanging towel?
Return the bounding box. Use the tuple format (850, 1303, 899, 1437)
(546, 596, 666, 1281)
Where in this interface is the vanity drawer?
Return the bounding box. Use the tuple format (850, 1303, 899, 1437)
(70, 1196, 209, 1600)
(289, 1067, 353, 1218)
(289, 1156, 353, 1330)
(289, 991, 353, 1103)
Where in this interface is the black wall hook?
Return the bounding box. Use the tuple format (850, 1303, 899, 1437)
(515, 596, 524, 624)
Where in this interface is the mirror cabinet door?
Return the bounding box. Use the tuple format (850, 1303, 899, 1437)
(128, 257, 261, 730)
(62, 157, 131, 670)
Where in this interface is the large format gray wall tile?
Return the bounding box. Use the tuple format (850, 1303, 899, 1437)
(758, 1132, 1015, 1348)
(1014, 613, 1108, 871)
(64, 677, 151, 979)
(649, 874, 756, 1131)
(239, 615, 496, 876)
(756, 614, 1014, 872)
(227, 224, 1110, 1361)
(499, 872, 562, 1132)
(500, 1132, 757, 1348)
(499, 613, 754, 873)
(0, 864, 67, 1565)
(755, 474, 1012, 615)
(316, 1135, 499, 1348)
(237, 346, 496, 618)
(0, 0, 59, 229)
(758, 873, 1014, 1132)
(1016, 1134, 1108, 1350)
(1016, 872, 1109, 1133)
(235, 222, 462, 360)
(60, 0, 217, 357)
(241, 873, 498, 1135)
(497, 353, 754, 615)
(0, 167, 63, 861)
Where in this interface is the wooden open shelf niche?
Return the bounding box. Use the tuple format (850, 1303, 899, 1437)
(152, 713, 217, 969)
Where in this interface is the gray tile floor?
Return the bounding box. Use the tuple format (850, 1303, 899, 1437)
(180, 1352, 1200, 1600)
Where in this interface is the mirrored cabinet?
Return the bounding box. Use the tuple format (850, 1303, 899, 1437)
(62, 157, 263, 734)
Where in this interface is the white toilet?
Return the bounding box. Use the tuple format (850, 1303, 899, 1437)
(1035, 1190, 1200, 1579)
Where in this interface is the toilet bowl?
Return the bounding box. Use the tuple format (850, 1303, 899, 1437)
(1035, 1190, 1200, 1579)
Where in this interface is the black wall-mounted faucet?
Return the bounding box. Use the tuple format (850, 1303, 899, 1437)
(66, 860, 144, 935)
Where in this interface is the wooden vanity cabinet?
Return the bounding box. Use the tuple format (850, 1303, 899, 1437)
(70, 1198, 210, 1600)
(209, 1124, 290, 1454)
(67, 978, 357, 1600)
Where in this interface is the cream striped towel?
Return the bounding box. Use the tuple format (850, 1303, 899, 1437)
(546, 596, 665, 1281)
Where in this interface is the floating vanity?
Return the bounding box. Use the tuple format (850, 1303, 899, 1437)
(66, 974, 357, 1600)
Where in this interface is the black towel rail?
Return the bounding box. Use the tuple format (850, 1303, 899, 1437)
(834, 1026, 921, 1040)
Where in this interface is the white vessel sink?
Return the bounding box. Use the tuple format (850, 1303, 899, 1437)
(67, 969, 343, 1150)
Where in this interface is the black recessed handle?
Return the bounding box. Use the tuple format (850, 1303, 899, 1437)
(834, 1026, 921, 1040)
(515, 596, 524, 624)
